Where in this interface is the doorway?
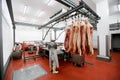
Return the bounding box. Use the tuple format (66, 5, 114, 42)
(111, 34, 120, 51)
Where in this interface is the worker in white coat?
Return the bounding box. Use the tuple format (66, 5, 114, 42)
(49, 40, 59, 74)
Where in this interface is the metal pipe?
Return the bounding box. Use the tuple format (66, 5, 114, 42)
(42, 22, 58, 40)
(55, 30, 65, 41)
(14, 21, 40, 27)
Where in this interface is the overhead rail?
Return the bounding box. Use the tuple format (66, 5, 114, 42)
(38, 4, 83, 29)
(38, 0, 100, 29)
(14, 21, 62, 30)
(56, 0, 76, 8)
(56, 0, 100, 23)
(50, 9, 62, 19)
(59, 0, 100, 20)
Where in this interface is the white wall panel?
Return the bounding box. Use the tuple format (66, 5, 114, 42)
(97, 0, 109, 56)
(16, 26, 42, 42)
(92, 30, 98, 49)
(109, 14, 120, 24)
(2, 0, 13, 65)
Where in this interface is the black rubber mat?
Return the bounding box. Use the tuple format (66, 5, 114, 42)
(12, 64, 47, 80)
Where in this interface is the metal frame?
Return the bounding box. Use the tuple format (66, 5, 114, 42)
(0, 0, 4, 79)
(38, 0, 100, 29)
(39, 0, 101, 40)
(6, 0, 100, 41)
(80, 0, 100, 19)
(38, 5, 83, 29)
(6, 0, 16, 44)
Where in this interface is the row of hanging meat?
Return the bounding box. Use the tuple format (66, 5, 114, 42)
(64, 19, 94, 55)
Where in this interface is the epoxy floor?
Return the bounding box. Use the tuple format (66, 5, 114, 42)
(5, 50, 120, 80)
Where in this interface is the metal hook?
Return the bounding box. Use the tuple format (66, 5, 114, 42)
(78, 14, 79, 18)
(71, 16, 74, 24)
(65, 18, 67, 27)
(71, 16, 73, 21)
(74, 15, 77, 21)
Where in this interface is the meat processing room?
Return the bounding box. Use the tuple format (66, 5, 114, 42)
(1, 0, 120, 80)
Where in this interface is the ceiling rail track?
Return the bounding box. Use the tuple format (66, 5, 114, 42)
(38, 0, 100, 29)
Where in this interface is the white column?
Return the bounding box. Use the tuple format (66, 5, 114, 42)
(96, 0, 111, 61)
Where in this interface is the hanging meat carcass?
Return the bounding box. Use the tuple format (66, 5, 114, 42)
(85, 19, 94, 55)
(89, 23, 94, 55)
(76, 20, 82, 55)
(67, 22, 76, 53)
(64, 27, 71, 52)
(80, 20, 86, 55)
(64, 18, 94, 55)
(73, 21, 79, 53)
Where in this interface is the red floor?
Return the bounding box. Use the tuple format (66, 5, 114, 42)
(5, 50, 120, 80)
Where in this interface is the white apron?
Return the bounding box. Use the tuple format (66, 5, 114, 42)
(49, 48, 59, 68)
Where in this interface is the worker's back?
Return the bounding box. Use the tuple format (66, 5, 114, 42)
(50, 42, 57, 49)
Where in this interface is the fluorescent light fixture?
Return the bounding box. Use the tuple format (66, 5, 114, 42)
(38, 11, 45, 17)
(62, 8, 67, 13)
(36, 10, 45, 17)
(23, 5, 29, 14)
(48, 0, 56, 6)
(118, 4, 120, 11)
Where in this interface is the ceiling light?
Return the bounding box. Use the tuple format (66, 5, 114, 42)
(38, 11, 45, 17)
(36, 10, 45, 17)
(48, 0, 56, 6)
(118, 4, 120, 12)
(62, 8, 67, 13)
(23, 5, 29, 15)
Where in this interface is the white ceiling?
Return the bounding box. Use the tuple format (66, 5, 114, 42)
(12, 0, 69, 26)
(11, 0, 108, 29)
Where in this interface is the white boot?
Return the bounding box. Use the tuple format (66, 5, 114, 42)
(52, 66, 59, 74)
